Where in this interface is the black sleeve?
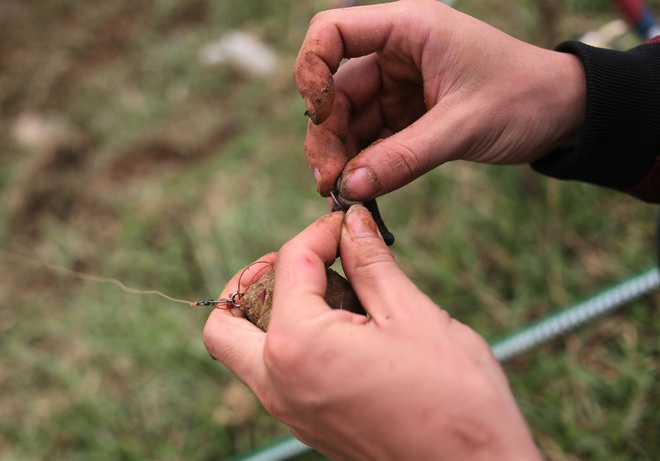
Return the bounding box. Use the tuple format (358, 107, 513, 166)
(530, 39, 660, 202)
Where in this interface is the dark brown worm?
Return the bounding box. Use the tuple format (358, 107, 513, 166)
(330, 176, 395, 246)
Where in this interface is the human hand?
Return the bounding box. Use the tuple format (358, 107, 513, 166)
(203, 205, 542, 461)
(294, 0, 586, 198)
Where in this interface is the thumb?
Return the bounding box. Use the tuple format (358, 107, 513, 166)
(340, 109, 466, 200)
(340, 204, 424, 324)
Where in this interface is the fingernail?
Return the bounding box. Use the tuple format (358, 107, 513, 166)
(345, 204, 379, 237)
(342, 168, 380, 200)
(313, 167, 321, 185)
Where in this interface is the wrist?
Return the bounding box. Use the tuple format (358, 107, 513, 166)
(368, 369, 544, 461)
(532, 41, 660, 194)
(545, 51, 586, 153)
(441, 409, 543, 461)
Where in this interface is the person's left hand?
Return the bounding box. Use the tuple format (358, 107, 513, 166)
(204, 206, 541, 461)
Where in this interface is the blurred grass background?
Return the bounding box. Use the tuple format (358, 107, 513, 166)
(0, 0, 658, 460)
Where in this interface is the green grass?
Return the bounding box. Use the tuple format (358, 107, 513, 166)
(0, 1, 658, 460)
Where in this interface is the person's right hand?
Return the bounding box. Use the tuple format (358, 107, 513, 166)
(294, 0, 586, 199)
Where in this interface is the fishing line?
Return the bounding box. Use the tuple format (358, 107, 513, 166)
(0, 249, 199, 307)
(0, 250, 274, 308)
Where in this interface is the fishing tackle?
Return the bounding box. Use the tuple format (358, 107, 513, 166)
(194, 291, 243, 308)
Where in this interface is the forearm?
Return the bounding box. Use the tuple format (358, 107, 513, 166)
(531, 38, 660, 203)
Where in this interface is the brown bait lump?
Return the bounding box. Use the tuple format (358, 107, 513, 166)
(239, 268, 365, 331)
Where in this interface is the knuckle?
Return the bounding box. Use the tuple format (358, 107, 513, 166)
(384, 141, 421, 182)
(202, 321, 219, 356)
(259, 389, 290, 422)
(308, 10, 333, 28)
(353, 243, 396, 269)
(453, 320, 498, 365)
(202, 323, 214, 355)
(263, 329, 308, 374)
(202, 327, 233, 363)
(350, 245, 398, 282)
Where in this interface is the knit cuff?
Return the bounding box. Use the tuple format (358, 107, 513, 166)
(531, 40, 660, 191)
